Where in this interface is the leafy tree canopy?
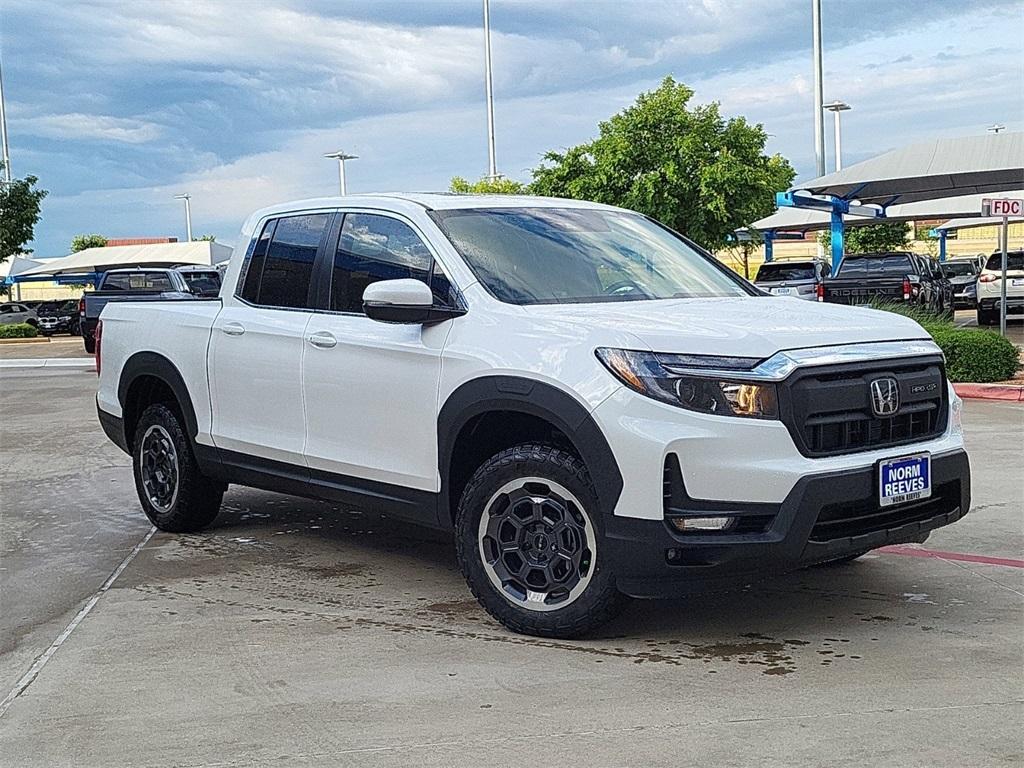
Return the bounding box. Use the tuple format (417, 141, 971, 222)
(194, 234, 217, 242)
(71, 233, 108, 252)
(819, 221, 911, 256)
(0, 162, 48, 264)
(449, 175, 528, 194)
(529, 77, 795, 250)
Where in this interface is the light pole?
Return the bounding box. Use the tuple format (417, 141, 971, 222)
(811, 0, 825, 177)
(483, 0, 498, 179)
(0, 58, 11, 184)
(173, 193, 193, 242)
(987, 124, 1006, 134)
(823, 100, 851, 171)
(324, 151, 357, 195)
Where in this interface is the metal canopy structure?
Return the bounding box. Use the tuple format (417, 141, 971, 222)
(769, 132, 1024, 269)
(16, 240, 231, 283)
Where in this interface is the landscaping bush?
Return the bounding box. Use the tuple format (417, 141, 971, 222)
(867, 301, 1019, 383)
(0, 322, 39, 339)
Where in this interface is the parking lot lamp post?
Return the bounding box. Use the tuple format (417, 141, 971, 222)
(811, 0, 825, 177)
(823, 100, 851, 171)
(0, 59, 11, 184)
(324, 151, 357, 195)
(483, 0, 498, 179)
(173, 193, 193, 242)
(987, 124, 1006, 134)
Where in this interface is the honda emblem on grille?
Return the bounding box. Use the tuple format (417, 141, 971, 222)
(869, 377, 900, 417)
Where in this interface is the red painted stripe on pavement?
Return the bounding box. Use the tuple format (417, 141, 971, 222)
(879, 544, 1024, 568)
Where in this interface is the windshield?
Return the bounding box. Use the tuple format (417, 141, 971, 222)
(984, 252, 1024, 272)
(837, 254, 913, 276)
(943, 261, 978, 277)
(755, 263, 817, 282)
(430, 207, 750, 305)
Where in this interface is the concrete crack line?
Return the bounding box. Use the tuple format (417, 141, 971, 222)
(0, 526, 157, 718)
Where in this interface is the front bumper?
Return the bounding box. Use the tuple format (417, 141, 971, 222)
(606, 449, 970, 598)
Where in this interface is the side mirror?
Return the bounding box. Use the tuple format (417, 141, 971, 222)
(362, 279, 464, 324)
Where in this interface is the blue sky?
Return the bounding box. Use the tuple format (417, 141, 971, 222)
(3, 0, 1022, 256)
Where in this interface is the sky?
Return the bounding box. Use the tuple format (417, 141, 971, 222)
(3, 0, 1022, 257)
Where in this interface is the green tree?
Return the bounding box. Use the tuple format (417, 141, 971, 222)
(818, 221, 910, 256)
(529, 77, 795, 249)
(450, 175, 528, 194)
(0, 161, 48, 265)
(194, 234, 217, 242)
(71, 233, 108, 252)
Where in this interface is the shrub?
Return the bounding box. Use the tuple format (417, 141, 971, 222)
(867, 300, 1019, 382)
(0, 322, 39, 339)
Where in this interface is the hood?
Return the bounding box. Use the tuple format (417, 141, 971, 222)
(948, 274, 975, 286)
(521, 296, 930, 358)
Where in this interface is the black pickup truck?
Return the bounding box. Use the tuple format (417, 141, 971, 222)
(821, 251, 953, 316)
(79, 267, 221, 353)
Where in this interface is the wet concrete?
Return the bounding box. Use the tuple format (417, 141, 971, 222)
(1, 369, 1022, 766)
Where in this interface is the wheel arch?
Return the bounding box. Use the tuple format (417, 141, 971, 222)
(437, 376, 623, 528)
(118, 352, 200, 452)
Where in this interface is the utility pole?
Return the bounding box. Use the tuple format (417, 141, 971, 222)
(483, 0, 498, 178)
(324, 151, 357, 195)
(174, 193, 193, 242)
(0, 58, 11, 184)
(823, 100, 851, 171)
(811, 0, 825, 177)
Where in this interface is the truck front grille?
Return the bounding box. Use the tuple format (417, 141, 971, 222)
(780, 356, 947, 458)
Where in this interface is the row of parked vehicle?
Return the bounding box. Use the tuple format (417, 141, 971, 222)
(752, 250, 1024, 325)
(0, 265, 223, 348)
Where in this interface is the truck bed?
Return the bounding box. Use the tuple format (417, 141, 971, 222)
(822, 277, 905, 305)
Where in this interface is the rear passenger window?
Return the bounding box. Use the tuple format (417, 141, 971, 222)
(240, 214, 329, 309)
(331, 214, 439, 313)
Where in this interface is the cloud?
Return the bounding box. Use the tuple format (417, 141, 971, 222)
(13, 113, 163, 144)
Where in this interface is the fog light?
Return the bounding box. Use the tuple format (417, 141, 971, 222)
(669, 516, 734, 532)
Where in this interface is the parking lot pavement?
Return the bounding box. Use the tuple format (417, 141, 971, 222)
(0, 336, 90, 360)
(1, 370, 1022, 767)
(955, 310, 1024, 346)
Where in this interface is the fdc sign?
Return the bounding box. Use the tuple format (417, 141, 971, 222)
(982, 198, 1024, 217)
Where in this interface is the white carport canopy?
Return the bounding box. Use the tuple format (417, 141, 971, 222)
(789, 131, 1023, 206)
(934, 215, 1024, 233)
(18, 241, 232, 277)
(744, 189, 1024, 235)
(0, 255, 45, 281)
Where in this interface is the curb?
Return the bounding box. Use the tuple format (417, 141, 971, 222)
(953, 383, 1024, 402)
(0, 337, 50, 345)
(0, 358, 96, 369)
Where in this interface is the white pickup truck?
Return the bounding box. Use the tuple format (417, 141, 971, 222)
(96, 194, 971, 638)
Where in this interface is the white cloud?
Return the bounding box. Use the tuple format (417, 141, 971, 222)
(15, 113, 163, 144)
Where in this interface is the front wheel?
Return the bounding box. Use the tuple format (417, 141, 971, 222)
(455, 443, 626, 638)
(977, 307, 998, 326)
(132, 403, 225, 532)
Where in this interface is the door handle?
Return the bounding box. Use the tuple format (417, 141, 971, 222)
(222, 322, 245, 336)
(308, 331, 337, 349)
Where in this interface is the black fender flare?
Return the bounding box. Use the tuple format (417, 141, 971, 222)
(118, 351, 200, 444)
(436, 375, 623, 526)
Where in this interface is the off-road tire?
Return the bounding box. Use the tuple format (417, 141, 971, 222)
(132, 403, 225, 532)
(455, 443, 627, 638)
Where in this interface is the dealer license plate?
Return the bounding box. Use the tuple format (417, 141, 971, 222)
(1012, 278, 1024, 287)
(879, 453, 931, 507)
(771, 287, 797, 296)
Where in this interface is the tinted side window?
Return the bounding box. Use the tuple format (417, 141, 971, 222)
(331, 214, 435, 313)
(253, 214, 328, 309)
(239, 220, 276, 303)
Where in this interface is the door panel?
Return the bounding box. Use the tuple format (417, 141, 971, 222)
(302, 315, 446, 490)
(209, 305, 311, 465)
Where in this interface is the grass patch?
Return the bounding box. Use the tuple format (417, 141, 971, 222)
(867, 300, 1019, 383)
(0, 322, 39, 339)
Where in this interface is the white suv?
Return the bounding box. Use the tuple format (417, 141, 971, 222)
(95, 194, 971, 638)
(976, 249, 1024, 325)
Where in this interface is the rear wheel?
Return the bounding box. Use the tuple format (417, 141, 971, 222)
(455, 443, 626, 638)
(977, 307, 998, 326)
(132, 404, 225, 532)
(83, 336, 96, 354)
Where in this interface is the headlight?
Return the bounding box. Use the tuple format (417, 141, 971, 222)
(596, 348, 778, 419)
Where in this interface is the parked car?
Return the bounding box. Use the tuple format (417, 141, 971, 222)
(0, 302, 39, 327)
(79, 267, 211, 353)
(821, 251, 953, 316)
(941, 259, 981, 310)
(95, 195, 970, 639)
(36, 299, 81, 336)
(753, 260, 830, 301)
(976, 249, 1024, 325)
